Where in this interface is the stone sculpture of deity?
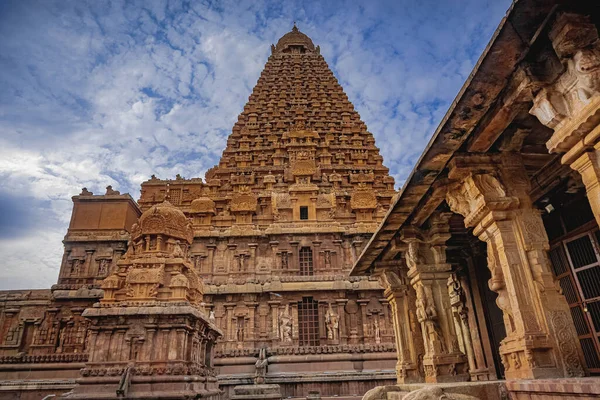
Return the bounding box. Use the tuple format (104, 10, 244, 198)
(325, 303, 339, 341)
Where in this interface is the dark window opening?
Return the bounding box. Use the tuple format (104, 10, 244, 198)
(298, 297, 319, 346)
(300, 206, 309, 220)
(299, 247, 314, 276)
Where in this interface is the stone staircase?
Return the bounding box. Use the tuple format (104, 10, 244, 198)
(230, 384, 282, 400)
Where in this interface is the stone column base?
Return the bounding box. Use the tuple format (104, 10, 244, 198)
(499, 335, 564, 380)
(423, 353, 469, 383)
(396, 361, 423, 384)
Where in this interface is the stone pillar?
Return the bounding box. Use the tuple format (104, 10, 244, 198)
(336, 298, 348, 343)
(313, 240, 321, 271)
(247, 302, 257, 342)
(448, 273, 477, 379)
(269, 240, 279, 270)
(376, 261, 424, 383)
(569, 149, 600, 225)
(84, 249, 95, 276)
(291, 302, 299, 341)
(358, 299, 369, 342)
(225, 304, 235, 343)
(249, 243, 258, 272)
(207, 244, 216, 274)
(268, 300, 281, 342)
(403, 217, 469, 383)
(290, 241, 299, 271)
(446, 153, 586, 379)
(529, 12, 600, 226)
(226, 244, 237, 273)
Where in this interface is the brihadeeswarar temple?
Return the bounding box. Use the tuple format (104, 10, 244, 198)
(2, 0, 600, 399)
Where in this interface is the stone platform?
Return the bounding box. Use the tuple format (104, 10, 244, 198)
(506, 378, 600, 400)
(230, 384, 282, 400)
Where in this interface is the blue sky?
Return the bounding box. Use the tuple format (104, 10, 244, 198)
(0, 0, 512, 289)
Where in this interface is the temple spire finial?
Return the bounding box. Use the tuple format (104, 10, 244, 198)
(292, 21, 298, 32)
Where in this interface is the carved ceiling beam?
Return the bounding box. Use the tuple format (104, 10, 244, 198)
(467, 67, 542, 153)
(410, 179, 450, 228)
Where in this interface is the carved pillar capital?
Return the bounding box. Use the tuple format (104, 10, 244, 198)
(445, 154, 586, 379)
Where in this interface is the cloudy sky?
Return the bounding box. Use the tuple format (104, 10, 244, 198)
(0, 0, 512, 289)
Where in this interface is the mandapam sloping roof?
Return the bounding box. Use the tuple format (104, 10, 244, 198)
(351, 0, 563, 276)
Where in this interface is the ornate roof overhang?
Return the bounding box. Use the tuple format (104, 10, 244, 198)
(351, 0, 566, 276)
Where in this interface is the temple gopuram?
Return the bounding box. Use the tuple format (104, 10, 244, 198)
(0, 24, 397, 399)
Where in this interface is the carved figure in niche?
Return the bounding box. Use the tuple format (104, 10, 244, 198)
(324, 251, 331, 267)
(124, 240, 135, 259)
(173, 240, 184, 257)
(415, 284, 445, 355)
(209, 310, 216, 324)
(135, 239, 144, 255)
(281, 252, 289, 269)
(373, 317, 381, 344)
(254, 347, 268, 384)
(237, 318, 245, 342)
(237, 255, 246, 272)
(279, 304, 292, 343)
(325, 303, 339, 340)
(98, 259, 109, 276)
(57, 325, 67, 353)
(70, 259, 82, 275)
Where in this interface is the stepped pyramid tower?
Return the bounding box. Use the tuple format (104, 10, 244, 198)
(136, 25, 398, 396)
(0, 26, 398, 399)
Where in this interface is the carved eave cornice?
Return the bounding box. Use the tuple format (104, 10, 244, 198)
(64, 229, 131, 243)
(204, 277, 381, 295)
(351, 0, 561, 277)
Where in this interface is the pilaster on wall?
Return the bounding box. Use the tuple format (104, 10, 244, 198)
(446, 153, 586, 380)
(529, 12, 600, 227)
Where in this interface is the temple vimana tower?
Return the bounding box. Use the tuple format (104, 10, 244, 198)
(0, 26, 398, 399)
